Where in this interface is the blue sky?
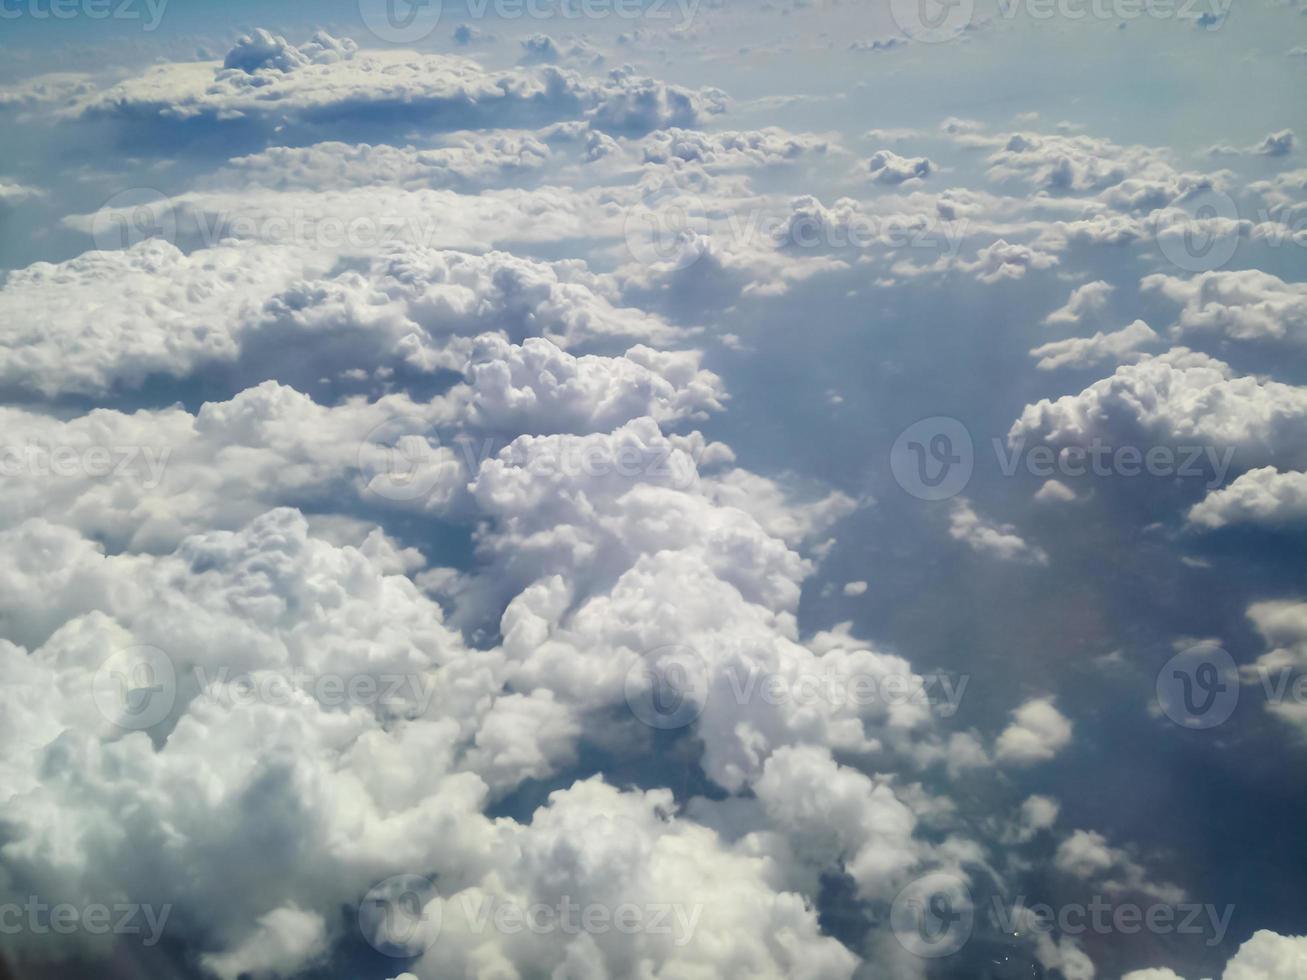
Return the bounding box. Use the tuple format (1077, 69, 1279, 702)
(0, 1, 1305, 978)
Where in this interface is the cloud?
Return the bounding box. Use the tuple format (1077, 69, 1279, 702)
(518, 33, 605, 68)
(1222, 930, 1307, 978)
(1028, 319, 1158, 370)
(3, 240, 682, 397)
(1188, 467, 1307, 529)
(996, 697, 1071, 765)
(1052, 828, 1184, 901)
(955, 128, 1223, 213)
(1254, 129, 1295, 157)
(866, 149, 934, 185)
(949, 498, 1048, 565)
(217, 136, 554, 193)
(65, 32, 726, 140)
(1009, 348, 1307, 472)
(1142, 270, 1307, 345)
(1034, 479, 1078, 503)
(961, 238, 1059, 283)
(1247, 599, 1307, 676)
(0, 181, 43, 204)
(1125, 930, 1307, 979)
(1011, 795, 1060, 842)
(638, 126, 833, 169)
(462, 335, 725, 433)
(1044, 280, 1114, 326)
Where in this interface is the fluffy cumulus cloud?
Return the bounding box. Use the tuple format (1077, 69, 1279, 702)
(995, 697, 1072, 765)
(1044, 280, 1114, 326)
(1028, 318, 1158, 370)
(1124, 930, 1307, 979)
(865, 149, 934, 184)
(4, 8, 1304, 980)
(949, 498, 1048, 565)
(1009, 348, 1307, 472)
(0, 241, 683, 395)
(1188, 467, 1307, 529)
(1142, 270, 1307, 345)
(61, 30, 725, 139)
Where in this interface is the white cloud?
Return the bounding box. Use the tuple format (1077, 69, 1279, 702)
(4, 240, 682, 396)
(1034, 479, 1078, 504)
(1223, 930, 1307, 979)
(996, 697, 1071, 765)
(866, 149, 934, 185)
(65, 33, 726, 137)
(1053, 829, 1184, 903)
(1044, 280, 1114, 326)
(1029, 319, 1158, 371)
(949, 498, 1048, 565)
(1188, 467, 1307, 529)
(1142, 270, 1307, 345)
(1009, 348, 1307, 472)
